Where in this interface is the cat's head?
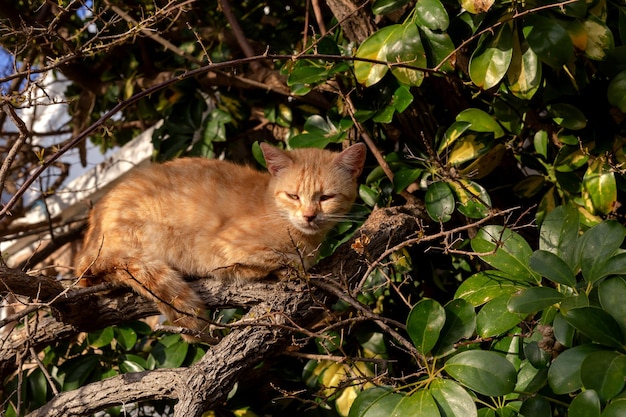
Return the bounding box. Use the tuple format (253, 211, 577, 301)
(261, 143, 366, 236)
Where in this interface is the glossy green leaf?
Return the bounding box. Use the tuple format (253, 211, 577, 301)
(581, 351, 626, 402)
(445, 350, 517, 396)
(454, 270, 520, 306)
(388, 23, 427, 86)
(599, 277, 626, 336)
(520, 396, 551, 417)
(507, 30, 541, 99)
(151, 335, 189, 368)
(547, 103, 587, 130)
(432, 299, 476, 357)
(523, 341, 551, 369)
(355, 23, 426, 87)
(529, 250, 577, 287)
(548, 344, 605, 394)
(469, 23, 513, 89)
(578, 220, 625, 283)
(406, 298, 446, 354)
(87, 326, 115, 348)
(524, 14, 575, 68)
(569, 390, 601, 417)
(372, 0, 410, 15)
(414, 0, 449, 31)
(425, 182, 455, 222)
(582, 159, 617, 215)
(471, 225, 539, 282)
(447, 134, 491, 166)
(507, 287, 564, 314)
(114, 325, 138, 351)
(565, 307, 624, 348)
(348, 386, 394, 417)
(359, 391, 404, 417)
(477, 295, 523, 337)
(553, 312, 576, 347)
(422, 28, 455, 72)
(555, 146, 590, 172)
(448, 180, 491, 219)
(583, 15, 614, 60)
(395, 390, 441, 417)
(602, 399, 626, 417)
(607, 70, 626, 112)
(393, 168, 422, 193)
(438, 121, 471, 154)
(538, 205, 579, 267)
(429, 379, 477, 417)
(515, 360, 548, 393)
(455, 108, 505, 139)
(61, 355, 100, 391)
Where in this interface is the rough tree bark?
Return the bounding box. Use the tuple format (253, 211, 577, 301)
(0, 204, 428, 417)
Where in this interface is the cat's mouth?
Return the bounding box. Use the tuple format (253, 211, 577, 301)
(294, 219, 324, 235)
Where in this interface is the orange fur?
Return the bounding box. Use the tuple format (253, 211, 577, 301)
(76, 143, 366, 340)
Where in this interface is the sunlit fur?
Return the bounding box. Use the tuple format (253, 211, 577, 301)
(75, 143, 366, 339)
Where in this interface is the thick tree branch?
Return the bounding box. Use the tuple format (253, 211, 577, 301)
(6, 204, 427, 416)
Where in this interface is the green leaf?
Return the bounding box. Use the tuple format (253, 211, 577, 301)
(355, 23, 426, 87)
(599, 277, 626, 336)
(471, 225, 539, 282)
(414, 0, 449, 31)
(519, 396, 551, 417)
(565, 307, 624, 348)
(432, 299, 476, 357)
(406, 299, 446, 355)
(548, 344, 605, 394)
(524, 14, 575, 68)
(449, 180, 491, 219)
(580, 351, 626, 402)
(578, 220, 625, 283)
(602, 399, 626, 417)
(454, 270, 520, 306)
(553, 311, 576, 347)
(538, 205, 579, 267)
(61, 355, 100, 391)
(429, 379, 477, 417)
(477, 295, 522, 338)
(438, 121, 471, 154)
(360, 392, 404, 417)
(87, 326, 115, 348)
(582, 159, 617, 215)
(348, 386, 394, 417)
(114, 325, 138, 351)
(447, 134, 492, 166)
(425, 182, 455, 222)
(547, 103, 587, 130)
(529, 250, 577, 287)
(393, 168, 422, 193)
(608, 70, 626, 112)
(395, 390, 441, 417)
(388, 23, 427, 86)
(469, 23, 514, 90)
(151, 335, 189, 368)
(445, 350, 517, 396)
(568, 390, 601, 417)
(507, 30, 541, 99)
(455, 108, 505, 139)
(507, 287, 564, 314)
(422, 28, 456, 72)
(372, 0, 410, 15)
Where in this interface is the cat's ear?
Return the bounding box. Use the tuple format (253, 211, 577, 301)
(260, 143, 293, 176)
(334, 143, 366, 178)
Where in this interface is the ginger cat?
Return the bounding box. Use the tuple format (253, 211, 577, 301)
(76, 142, 366, 340)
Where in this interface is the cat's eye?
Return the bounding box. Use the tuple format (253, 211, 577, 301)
(320, 194, 335, 202)
(286, 193, 300, 200)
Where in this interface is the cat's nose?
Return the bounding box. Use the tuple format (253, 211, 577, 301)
(303, 214, 317, 223)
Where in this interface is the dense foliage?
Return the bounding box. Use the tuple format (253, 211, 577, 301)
(1, 0, 625, 415)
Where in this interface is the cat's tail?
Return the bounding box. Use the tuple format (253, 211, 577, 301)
(77, 252, 206, 342)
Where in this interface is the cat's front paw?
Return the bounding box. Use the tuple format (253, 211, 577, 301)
(272, 264, 306, 280)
